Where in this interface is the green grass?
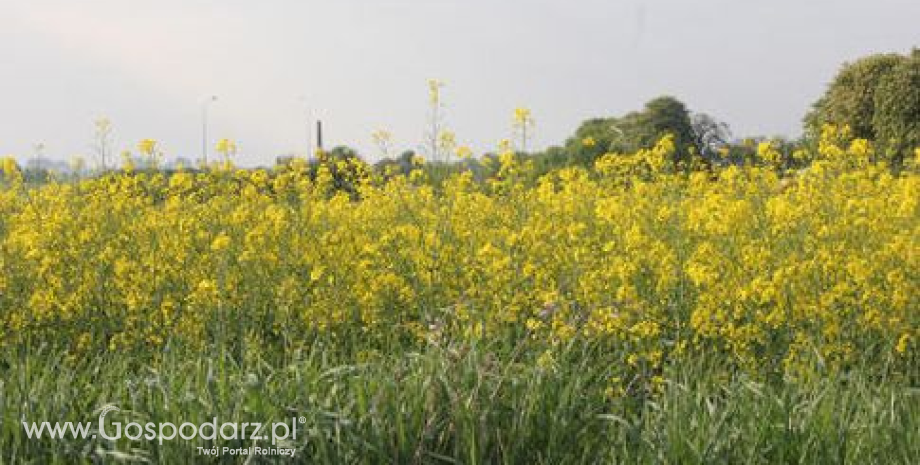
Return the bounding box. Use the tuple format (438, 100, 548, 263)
(1, 338, 917, 464)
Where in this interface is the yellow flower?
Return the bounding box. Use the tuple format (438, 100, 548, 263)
(512, 107, 534, 132)
(438, 130, 457, 153)
(895, 334, 911, 355)
(0, 117, 915, 385)
(137, 139, 157, 156)
(371, 130, 391, 144)
(456, 145, 473, 160)
(210, 233, 231, 252)
(216, 138, 237, 160)
(536, 350, 555, 370)
(310, 266, 325, 283)
(427, 79, 444, 105)
(1, 157, 19, 178)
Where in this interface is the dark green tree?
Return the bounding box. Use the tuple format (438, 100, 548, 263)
(563, 96, 697, 166)
(374, 150, 416, 177)
(804, 53, 906, 139)
(634, 96, 695, 153)
(873, 49, 920, 166)
(563, 117, 622, 166)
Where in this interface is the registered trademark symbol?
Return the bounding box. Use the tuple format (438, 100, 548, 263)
(298, 417, 306, 424)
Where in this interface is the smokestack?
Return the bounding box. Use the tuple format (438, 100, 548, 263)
(315, 120, 324, 152)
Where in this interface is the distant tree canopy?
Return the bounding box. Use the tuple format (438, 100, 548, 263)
(564, 96, 698, 165)
(374, 150, 416, 176)
(323, 146, 362, 162)
(873, 49, 920, 164)
(805, 49, 920, 163)
(269, 48, 920, 188)
(637, 96, 696, 153)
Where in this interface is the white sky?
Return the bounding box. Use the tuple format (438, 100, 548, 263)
(1, 0, 919, 166)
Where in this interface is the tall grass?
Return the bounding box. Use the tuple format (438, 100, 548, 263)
(2, 339, 918, 463)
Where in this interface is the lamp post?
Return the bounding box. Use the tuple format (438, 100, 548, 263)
(201, 95, 218, 166)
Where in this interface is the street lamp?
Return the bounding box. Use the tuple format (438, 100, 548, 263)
(201, 95, 218, 166)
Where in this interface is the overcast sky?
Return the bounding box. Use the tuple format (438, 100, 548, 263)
(2, 0, 918, 166)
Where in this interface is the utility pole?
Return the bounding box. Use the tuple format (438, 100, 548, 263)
(315, 120, 324, 155)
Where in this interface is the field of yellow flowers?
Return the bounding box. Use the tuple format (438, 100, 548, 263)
(1, 127, 918, 463)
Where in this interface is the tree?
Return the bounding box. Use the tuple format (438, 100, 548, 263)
(873, 49, 920, 166)
(374, 150, 416, 177)
(564, 117, 622, 166)
(691, 113, 732, 161)
(563, 96, 696, 165)
(804, 53, 906, 139)
(635, 96, 695, 153)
